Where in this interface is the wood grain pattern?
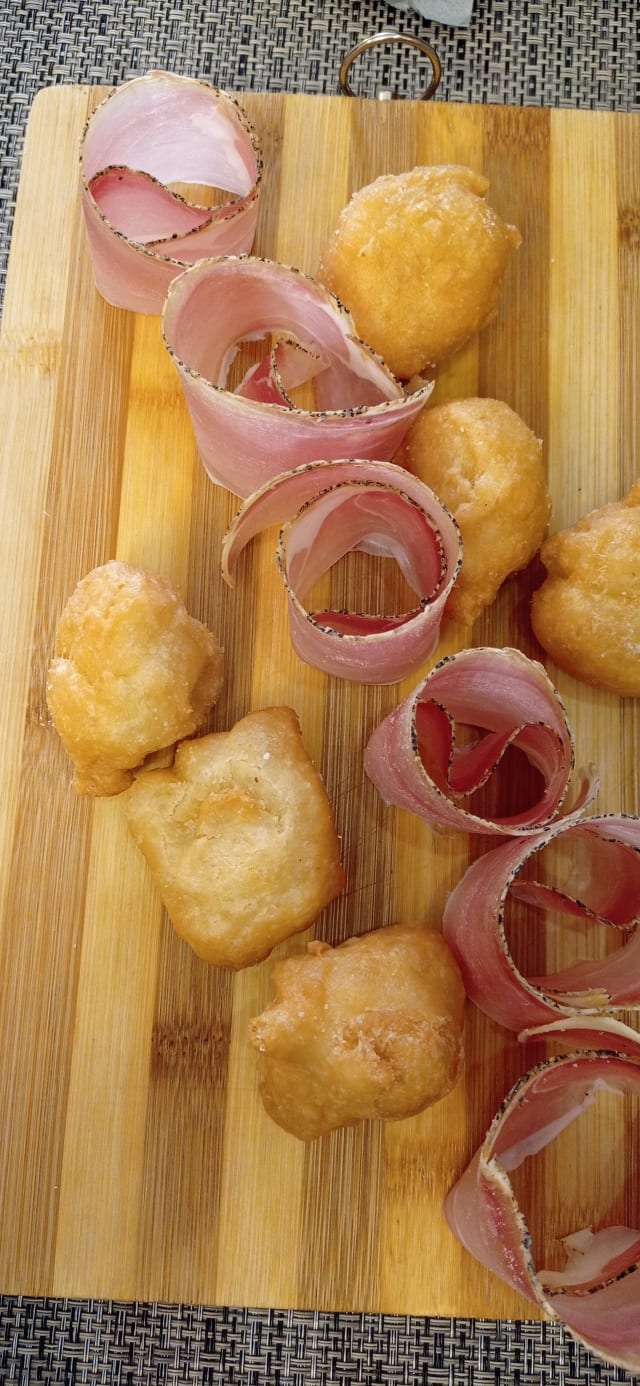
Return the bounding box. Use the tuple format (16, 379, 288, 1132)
(0, 85, 639, 1314)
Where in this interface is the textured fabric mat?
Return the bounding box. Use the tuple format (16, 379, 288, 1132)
(1, 1298, 639, 1385)
(1, 2, 640, 1383)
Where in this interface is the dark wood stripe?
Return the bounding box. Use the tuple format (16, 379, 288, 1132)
(139, 929, 234, 1300)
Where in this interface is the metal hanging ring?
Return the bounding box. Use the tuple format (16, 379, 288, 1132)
(339, 29, 442, 101)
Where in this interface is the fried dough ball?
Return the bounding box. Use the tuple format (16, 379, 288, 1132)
(531, 482, 640, 696)
(249, 923, 465, 1140)
(46, 560, 224, 795)
(318, 165, 521, 378)
(405, 397, 550, 625)
(124, 706, 345, 968)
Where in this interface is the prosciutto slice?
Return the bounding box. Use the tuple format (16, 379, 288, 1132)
(363, 646, 597, 836)
(162, 256, 434, 496)
(221, 459, 461, 683)
(81, 71, 261, 313)
(443, 813, 640, 1030)
(445, 1036, 640, 1373)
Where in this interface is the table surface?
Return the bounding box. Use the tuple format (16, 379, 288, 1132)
(1, 2, 639, 1383)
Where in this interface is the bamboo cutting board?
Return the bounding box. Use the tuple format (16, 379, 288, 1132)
(0, 84, 639, 1317)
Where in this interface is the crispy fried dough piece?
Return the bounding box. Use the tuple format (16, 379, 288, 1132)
(46, 560, 224, 795)
(250, 922, 465, 1140)
(318, 165, 521, 378)
(124, 706, 345, 968)
(531, 482, 640, 696)
(405, 397, 550, 625)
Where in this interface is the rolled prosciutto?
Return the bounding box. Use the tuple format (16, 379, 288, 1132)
(364, 646, 597, 836)
(221, 459, 461, 683)
(446, 1031, 640, 1372)
(443, 813, 640, 1030)
(81, 71, 261, 312)
(162, 255, 434, 496)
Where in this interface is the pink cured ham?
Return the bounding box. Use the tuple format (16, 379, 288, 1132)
(363, 646, 597, 836)
(445, 1033, 640, 1372)
(221, 459, 462, 683)
(443, 813, 640, 1030)
(81, 71, 261, 313)
(162, 256, 434, 496)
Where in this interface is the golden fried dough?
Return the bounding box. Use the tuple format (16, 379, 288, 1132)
(318, 165, 521, 378)
(47, 560, 224, 795)
(124, 706, 345, 968)
(250, 923, 465, 1140)
(531, 482, 640, 696)
(405, 397, 550, 625)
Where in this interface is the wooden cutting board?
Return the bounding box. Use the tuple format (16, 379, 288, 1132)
(0, 84, 639, 1316)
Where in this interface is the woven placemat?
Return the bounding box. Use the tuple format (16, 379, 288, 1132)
(1, 1298, 638, 1385)
(1, 3, 639, 1382)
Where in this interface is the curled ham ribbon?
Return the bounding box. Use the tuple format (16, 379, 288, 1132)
(363, 646, 598, 836)
(221, 459, 461, 683)
(443, 814, 640, 1030)
(445, 1027, 640, 1373)
(162, 256, 434, 496)
(81, 71, 261, 313)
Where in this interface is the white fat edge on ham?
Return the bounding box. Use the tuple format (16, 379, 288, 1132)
(520, 1013, 640, 1054)
(538, 1226, 640, 1289)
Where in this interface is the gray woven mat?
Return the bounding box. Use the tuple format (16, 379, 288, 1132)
(1, 3, 640, 1382)
(1, 1298, 639, 1385)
